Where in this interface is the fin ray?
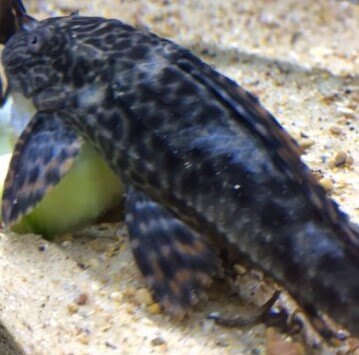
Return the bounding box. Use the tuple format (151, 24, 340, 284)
(2, 112, 83, 226)
(125, 188, 220, 315)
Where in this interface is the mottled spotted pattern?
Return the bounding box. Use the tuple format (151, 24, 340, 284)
(2, 112, 82, 223)
(1, 15, 359, 336)
(126, 188, 218, 313)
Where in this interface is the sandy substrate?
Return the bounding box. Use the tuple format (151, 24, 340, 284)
(0, 0, 358, 354)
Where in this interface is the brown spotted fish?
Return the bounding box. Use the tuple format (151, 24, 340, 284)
(1, 9, 359, 338)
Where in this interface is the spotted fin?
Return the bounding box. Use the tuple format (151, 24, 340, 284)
(2, 112, 83, 226)
(125, 188, 220, 315)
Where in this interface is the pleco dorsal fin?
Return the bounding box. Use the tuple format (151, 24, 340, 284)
(168, 50, 359, 254)
(2, 112, 83, 226)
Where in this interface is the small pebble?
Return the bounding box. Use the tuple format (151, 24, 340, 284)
(105, 341, 117, 350)
(75, 292, 88, 306)
(329, 126, 342, 135)
(100, 322, 113, 332)
(58, 233, 73, 243)
(151, 336, 166, 346)
(110, 291, 123, 303)
(88, 258, 100, 268)
(299, 138, 315, 150)
(147, 303, 162, 315)
(259, 13, 280, 27)
(123, 286, 136, 298)
(106, 243, 117, 257)
(312, 171, 324, 181)
(89, 239, 108, 253)
(77, 334, 90, 345)
(336, 106, 356, 118)
(346, 155, 354, 166)
(134, 288, 154, 306)
(319, 177, 333, 192)
(90, 281, 102, 291)
(333, 151, 348, 167)
(61, 240, 72, 248)
(266, 327, 305, 355)
(233, 264, 247, 275)
(122, 303, 136, 315)
(67, 303, 79, 314)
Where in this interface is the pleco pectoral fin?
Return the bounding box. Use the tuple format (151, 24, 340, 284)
(125, 188, 220, 316)
(2, 112, 83, 226)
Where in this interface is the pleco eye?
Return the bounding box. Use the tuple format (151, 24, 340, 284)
(30, 35, 38, 45)
(27, 32, 44, 53)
